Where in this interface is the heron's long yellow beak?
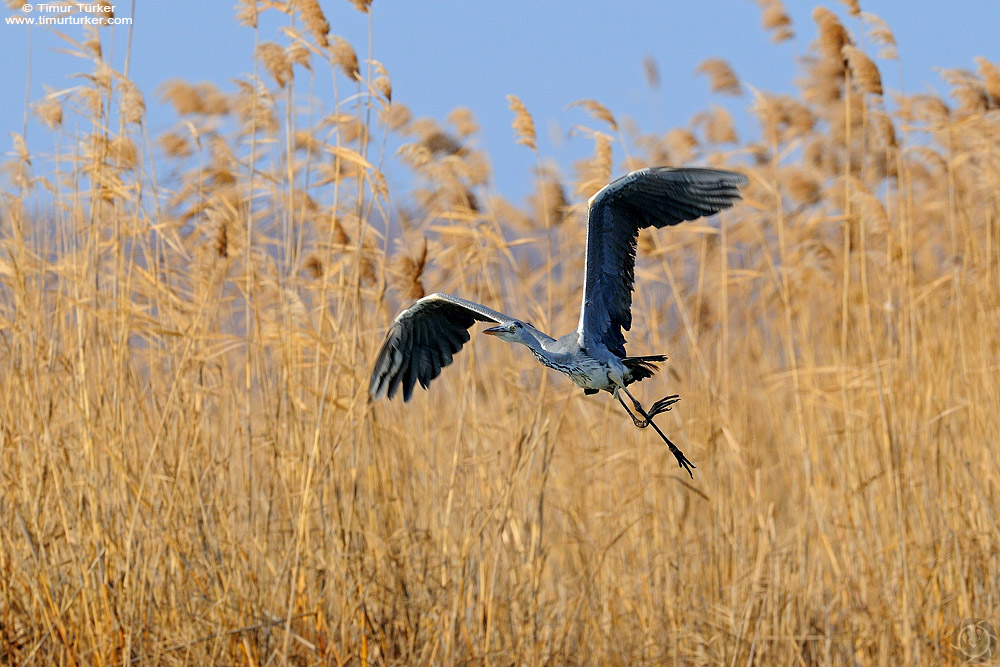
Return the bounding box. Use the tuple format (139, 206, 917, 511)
(482, 325, 503, 336)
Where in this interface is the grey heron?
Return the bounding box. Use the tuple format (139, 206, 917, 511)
(369, 167, 748, 477)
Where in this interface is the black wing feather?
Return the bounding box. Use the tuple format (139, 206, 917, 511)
(578, 167, 748, 357)
(369, 293, 511, 401)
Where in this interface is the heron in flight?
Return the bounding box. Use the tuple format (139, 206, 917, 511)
(369, 167, 748, 477)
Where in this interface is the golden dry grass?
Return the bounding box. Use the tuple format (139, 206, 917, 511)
(2, 4, 1000, 665)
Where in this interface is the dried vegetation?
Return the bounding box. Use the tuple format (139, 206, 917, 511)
(1, 2, 999, 664)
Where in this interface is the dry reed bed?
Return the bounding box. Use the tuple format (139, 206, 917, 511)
(1, 1, 999, 664)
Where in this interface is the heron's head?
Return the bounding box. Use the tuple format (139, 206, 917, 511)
(482, 320, 535, 345)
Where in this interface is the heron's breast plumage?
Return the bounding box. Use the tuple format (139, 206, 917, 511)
(529, 348, 624, 391)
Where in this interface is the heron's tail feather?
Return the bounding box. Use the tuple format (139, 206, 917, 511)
(622, 354, 667, 385)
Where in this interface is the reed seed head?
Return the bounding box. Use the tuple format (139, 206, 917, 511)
(507, 95, 537, 152)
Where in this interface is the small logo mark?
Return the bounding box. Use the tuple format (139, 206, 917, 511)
(21, 3, 33, 11)
(953, 618, 998, 663)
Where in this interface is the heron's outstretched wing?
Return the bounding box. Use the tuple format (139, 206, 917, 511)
(369, 292, 511, 401)
(577, 167, 748, 357)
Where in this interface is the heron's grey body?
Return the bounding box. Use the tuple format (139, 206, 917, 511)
(509, 327, 626, 392)
(369, 167, 748, 476)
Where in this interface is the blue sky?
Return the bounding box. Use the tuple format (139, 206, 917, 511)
(2, 1, 998, 203)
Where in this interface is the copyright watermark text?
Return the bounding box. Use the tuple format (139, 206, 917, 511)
(7, 4, 130, 26)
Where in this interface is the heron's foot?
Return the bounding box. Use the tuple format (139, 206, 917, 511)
(628, 394, 680, 428)
(648, 394, 680, 418)
(668, 443, 696, 479)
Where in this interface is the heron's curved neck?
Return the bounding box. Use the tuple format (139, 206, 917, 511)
(511, 328, 546, 355)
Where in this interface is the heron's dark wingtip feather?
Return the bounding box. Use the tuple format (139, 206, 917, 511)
(368, 293, 509, 401)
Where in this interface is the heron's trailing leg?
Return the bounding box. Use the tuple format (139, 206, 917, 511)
(618, 387, 695, 478)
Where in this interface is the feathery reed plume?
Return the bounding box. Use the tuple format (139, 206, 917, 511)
(862, 12, 898, 60)
(208, 134, 238, 184)
(331, 37, 361, 81)
(382, 102, 411, 131)
(861, 111, 899, 180)
(643, 55, 660, 89)
(302, 253, 323, 279)
(828, 91, 865, 144)
(800, 55, 847, 106)
(695, 58, 742, 95)
(530, 166, 568, 227)
(291, 0, 330, 47)
(633, 130, 670, 167)
(447, 107, 479, 138)
(568, 99, 619, 132)
(158, 131, 191, 158)
(666, 127, 698, 164)
(234, 79, 278, 135)
(293, 129, 321, 153)
(813, 7, 851, 61)
(83, 27, 102, 59)
(92, 60, 113, 95)
(758, 0, 794, 42)
(192, 83, 230, 115)
(108, 135, 138, 171)
(78, 87, 104, 117)
(373, 75, 391, 102)
(372, 61, 391, 102)
(574, 132, 612, 198)
(409, 118, 462, 155)
(695, 105, 739, 144)
(257, 42, 292, 88)
(939, 68, 991, 112)
(11, 133, 29, 165)
(801, 139, 829, 172)
(33, 91, 63, 130)
(975, 57, 1000, 106)
(507, 95, 537, 151)
(348, 0, 371, 14)
(286, 38, 312, 71)
(118, 78, 145, 125)
(422, 130, 463, 156)
(397, 143, 433, 170)
(332, 217, 350, 245)
(752, 92, 815, 144)
(6, 133, 30, 189)
(850, 186, 889, 234)
(910, 145, 947, 180)
(784, 167, 822, 205)
(329, 115, 363, 143)
(405, 116, 435, 138)
(901, 93, 950, 123)
(461, 149, 490, 186)
(160, 80, 230, 115)
(843, 45, 883, 96)
(359, 238, 378, 285)
(870, 109, 897, 147)
(394, 238, 428, 301)
(235, 0, 258, 28)
(214, 216, 229, 257)
(839, 0, 861, 17)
